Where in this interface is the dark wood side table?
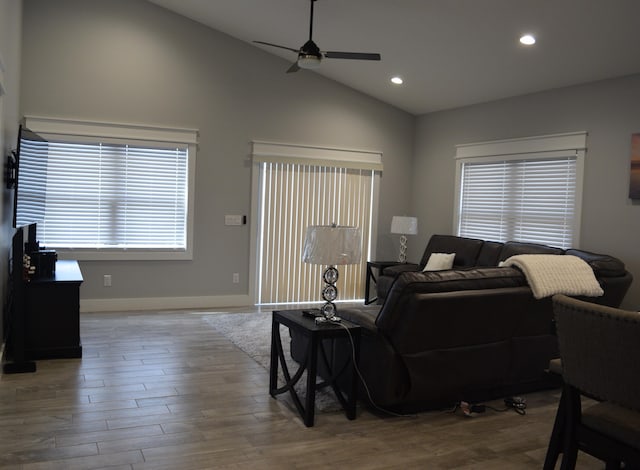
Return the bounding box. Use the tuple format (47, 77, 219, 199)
(269, 309, 361, 427)
(364, 261, 399, 304)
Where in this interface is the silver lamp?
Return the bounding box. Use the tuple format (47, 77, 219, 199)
(302, 224, 362, 323)
(390, 216, 418, 263)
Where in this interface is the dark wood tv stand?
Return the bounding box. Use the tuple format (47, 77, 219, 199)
(24, 260, 83, 359)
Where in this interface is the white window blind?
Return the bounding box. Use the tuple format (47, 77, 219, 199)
(257, 162, 375, 304)
(18, 117, 197, 260)
(454, 132, 586, 249)
(458, 157, 577, 248)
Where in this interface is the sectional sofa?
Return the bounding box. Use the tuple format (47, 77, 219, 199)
(290, 234, 633, 411)
(376, 234, 632, 308)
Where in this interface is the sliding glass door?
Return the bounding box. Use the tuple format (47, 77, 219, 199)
(255, 161, 376, 305)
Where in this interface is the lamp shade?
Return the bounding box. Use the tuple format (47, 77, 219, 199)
(390, 216, 418, 235)
(302, 225, 362, 266)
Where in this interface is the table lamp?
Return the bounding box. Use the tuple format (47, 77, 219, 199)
(302, 224, 362, 323)
(390, 216, 418, 263)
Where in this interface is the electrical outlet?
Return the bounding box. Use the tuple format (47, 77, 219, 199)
(232, 273, 239, 284)
(103, 274, 112, 287)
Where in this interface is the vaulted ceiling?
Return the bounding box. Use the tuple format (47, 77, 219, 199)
(147, 0, 640, 115)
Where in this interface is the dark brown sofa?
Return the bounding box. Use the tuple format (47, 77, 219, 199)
(377, 234, 632, 308)
(290, 234, 633, 411)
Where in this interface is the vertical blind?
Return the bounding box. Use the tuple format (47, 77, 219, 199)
(457, 156, 577, 248)
(17, 139, 188, 249)
(257, 162, 374, 304)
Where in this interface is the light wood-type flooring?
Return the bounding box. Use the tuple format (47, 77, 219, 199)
(0, 307, 603, 469)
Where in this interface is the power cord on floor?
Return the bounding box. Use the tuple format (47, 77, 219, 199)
(504, 396, 527, 415)
(449, 396, 527, 417)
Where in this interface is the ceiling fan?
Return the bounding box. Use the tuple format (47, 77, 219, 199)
(253, 0, 381, 73)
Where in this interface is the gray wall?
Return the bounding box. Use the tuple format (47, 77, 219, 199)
(413, 75, 640, 309)
(1, 0, 23, 340)
(20, 0, 414, 309)
(18, 0, 639, 311)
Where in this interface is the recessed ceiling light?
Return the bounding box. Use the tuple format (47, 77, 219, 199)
(519, 34, 536, 45)
(391, 76, 403, 85)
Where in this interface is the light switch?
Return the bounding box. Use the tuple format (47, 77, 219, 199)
(225, 215, 244, 226)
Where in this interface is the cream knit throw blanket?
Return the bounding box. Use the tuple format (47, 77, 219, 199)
(501, 254, 604, 300)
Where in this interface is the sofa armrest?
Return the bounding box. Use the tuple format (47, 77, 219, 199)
(382, 263, 420, 276)
(338, 306, 380, 331)
(565, 249, 627, 277)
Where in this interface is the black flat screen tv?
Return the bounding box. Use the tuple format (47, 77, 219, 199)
(2, 223, 37, 373)
(7, 124, 48, 228)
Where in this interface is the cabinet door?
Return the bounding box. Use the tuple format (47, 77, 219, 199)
(25, 282, 82, 359)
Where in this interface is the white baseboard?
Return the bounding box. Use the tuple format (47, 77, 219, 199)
(80, 295, 252, 313)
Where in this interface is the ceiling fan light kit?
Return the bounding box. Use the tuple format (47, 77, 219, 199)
(254, 0, 381, 73)
(297, 54, 322, 69)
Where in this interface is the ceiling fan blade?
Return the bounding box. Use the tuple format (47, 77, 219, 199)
(286, 62, 301, 73)
(324, 51, 381, 61)
(253, 40, 299, 54)
(258, 0, 381, 72)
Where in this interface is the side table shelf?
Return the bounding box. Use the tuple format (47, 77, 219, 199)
(269, 310, 361, 427)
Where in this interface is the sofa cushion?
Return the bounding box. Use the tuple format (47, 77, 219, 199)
(388, 267, 526, 295)
(418, 234, 484, 268)
(376, 267, 527, 332)
(423, 252, 455, 271)
(476, 240, 504, 266)
(498, 241, 564, 261)
(394, 287, 534, 352)
(565, 249, 627, 277)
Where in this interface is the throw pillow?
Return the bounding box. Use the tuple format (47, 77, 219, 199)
(423, 252, 455, 271)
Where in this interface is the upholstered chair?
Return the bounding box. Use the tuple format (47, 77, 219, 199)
(547, 294, 640, 470)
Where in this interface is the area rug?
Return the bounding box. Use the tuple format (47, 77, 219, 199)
(204, 311, 340, 412)
(204, 312, 275, 369)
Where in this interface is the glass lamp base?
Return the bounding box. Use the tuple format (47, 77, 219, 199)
(317, 267, 341, 323)
(317, 300, 340, 323)
(316, 315, 342, 325)
(315, 314, 341, 324)
(398, 235, 408, 263)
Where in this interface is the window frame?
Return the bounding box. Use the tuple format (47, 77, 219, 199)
(22, 116, 198, 261)
(453, 132, 587, 248)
